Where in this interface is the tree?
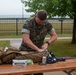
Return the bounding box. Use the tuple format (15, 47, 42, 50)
(23, 0, 76, 43)
(71, 0, 76, 43)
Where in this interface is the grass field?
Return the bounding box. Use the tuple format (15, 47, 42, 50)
(0, 40, 10, 47)
(0, 22, 73, 31)
(47, 40, 76, 57)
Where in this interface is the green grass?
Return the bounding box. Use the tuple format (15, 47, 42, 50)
(0, 23, 22, 31)
(0, 35, 22, 38)
(47, 39, 76, 57)
(46, 34, 72, 37)
(57, 34, 72, 37)
(0, 40, 10, 47)
(0, 39, 76, 57)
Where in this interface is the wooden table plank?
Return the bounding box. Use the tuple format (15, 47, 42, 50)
(0, 59, 76, 75)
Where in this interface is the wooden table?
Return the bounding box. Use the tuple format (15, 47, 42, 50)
(0, 59, 76, 75)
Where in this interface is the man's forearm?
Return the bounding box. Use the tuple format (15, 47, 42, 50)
(48, 35, 57, 44)
(47, 32, 57, 45)
(23, 38, 45, 52)
(23, 33, 40, 51)
(23, 39, 39, 51)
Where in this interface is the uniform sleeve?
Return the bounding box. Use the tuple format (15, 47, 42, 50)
(48, 28, 55, 34)
(21, 28, 30, 34)
(21, 20, 30, 34)
(45, 21, 55, 34)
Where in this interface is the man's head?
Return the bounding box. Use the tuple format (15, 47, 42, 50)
(37, 9, 47, 20)
(35, 10, 47, 25)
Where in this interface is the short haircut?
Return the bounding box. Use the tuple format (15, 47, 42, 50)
(37, 10, 47, 20)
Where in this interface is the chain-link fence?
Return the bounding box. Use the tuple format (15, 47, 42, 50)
(0, 18, 73, 36)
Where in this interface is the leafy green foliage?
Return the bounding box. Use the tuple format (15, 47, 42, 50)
(23, 0, 76, 18)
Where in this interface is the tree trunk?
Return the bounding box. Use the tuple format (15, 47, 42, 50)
(72, 18, 76, 44)
(71, 0, 76, 44)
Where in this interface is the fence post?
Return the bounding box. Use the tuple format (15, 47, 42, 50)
(59, 19, 63, 34)
(16, 18, 18, 35)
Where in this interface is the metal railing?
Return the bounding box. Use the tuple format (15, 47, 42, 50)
(0, 18, 73, 36)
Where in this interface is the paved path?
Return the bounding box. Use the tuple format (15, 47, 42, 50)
(0, 37, 72, 41)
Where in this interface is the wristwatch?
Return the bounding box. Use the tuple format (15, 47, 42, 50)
(46, 41, 50, 45)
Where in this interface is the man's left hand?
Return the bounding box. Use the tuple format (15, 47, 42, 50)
(41, 43, 48, 50)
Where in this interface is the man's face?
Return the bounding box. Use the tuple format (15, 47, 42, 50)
(35, 16, 45, 25)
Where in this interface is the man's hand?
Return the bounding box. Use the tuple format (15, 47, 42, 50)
(37, 49, 45, 52)
(41, 43, 48, 50)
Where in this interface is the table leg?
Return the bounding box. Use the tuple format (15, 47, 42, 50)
(63, 69, 75, 75)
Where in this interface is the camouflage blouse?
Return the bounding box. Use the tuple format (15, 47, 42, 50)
(19, 18, 55, 51)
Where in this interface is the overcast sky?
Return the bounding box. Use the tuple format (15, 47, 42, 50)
(0, 0, 33, 17)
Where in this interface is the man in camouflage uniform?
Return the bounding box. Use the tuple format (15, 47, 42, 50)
(19, 9, 57, 75)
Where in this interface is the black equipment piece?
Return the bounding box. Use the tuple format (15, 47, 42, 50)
(46, 52, 76, 64)
(46, 52, 76, 75)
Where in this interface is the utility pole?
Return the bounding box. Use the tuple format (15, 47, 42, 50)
(21, 0, 25, 23)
